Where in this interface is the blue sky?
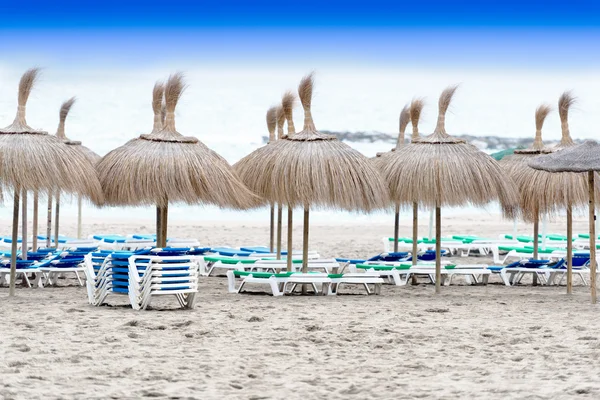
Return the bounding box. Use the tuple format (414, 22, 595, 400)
(2, 0, 600, 28)
(1, 0, 599, 68)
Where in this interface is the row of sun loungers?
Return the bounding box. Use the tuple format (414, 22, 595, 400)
(1, 231, 597, 309)
(384, 233, 600, 265)
(0, 234, 202, 252)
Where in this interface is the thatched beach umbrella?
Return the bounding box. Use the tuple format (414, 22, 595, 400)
(265, 74, 389, 272)
(97, 74, 260, 247)
(378, 86, 519, 293)
(281, 92, 297, 272)
(265, 106, 278, 252)
(0, 68, 103, 296)
(390, 104, 409, 252)
(274, 106, 286, 258)
(374, 98, 425, 260)
(408, 99, 425, 266)
(501, 93, 594, 292)
(500, 104, 555, 260)
(234, 92, 297, 269)
(529, 140, 599, 303)
(51, 98, 102, 244)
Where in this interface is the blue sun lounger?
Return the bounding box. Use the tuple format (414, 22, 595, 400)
(0, 259, 42, 288)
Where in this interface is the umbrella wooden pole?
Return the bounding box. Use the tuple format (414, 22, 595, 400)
(156, 206, 162, 249)
(286, 208, 293, 272)
(589, 172, 597, 304)
(32, 191, 38, 251)
(532, 212, 539, 286)
(46, 194, 52, 248)
(77, 196, 83, 239)
(269, 203, 275, 253)
(393, 204, 400, 253)
(160, 205, 169, 248)
(567, 204, 573, 295)
(9, 189, 20, 297)
(276, 205, 283, 260)
(54, 193, 60, 251)
(412, 203, 418, 266)
(512, 219, 518, 240)
(533, 214, 539, 259)
(21, 191, 28, 260)
(302, 208, 309, 274)
(435, 206, 441, 294)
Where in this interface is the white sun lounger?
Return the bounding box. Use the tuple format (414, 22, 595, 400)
(226, 271, 331, 296)
(500, 266, 550, 286)
(202, 257, 338, 277)
(0, 266, 43, 288)
(546, 267, 591, 286)
(227, 271, 381, 296)
(356, 263, 490, 286)
(325, 273, 384, 295)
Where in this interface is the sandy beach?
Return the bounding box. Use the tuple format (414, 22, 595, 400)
(1, 213, 599, 399)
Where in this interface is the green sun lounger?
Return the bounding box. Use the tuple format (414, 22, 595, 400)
(356, 264, 412, 271)
(232, 270, 294, 278)
(356, 263, 456, 271)
(204, 256, 257, 265)
(259, 258, 303, 264)
(522, 246, 564, 253)
(387, 237, 423, 244)
(577, 234, 600, 240)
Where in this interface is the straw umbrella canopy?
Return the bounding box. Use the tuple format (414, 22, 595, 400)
(264, 74, 389, 272)
(97, 73, 260, 247)
(378, 86, 519, 293)
(51, 98, 102, 245)
(529, 140, 600, 303)
(0, 68, 103, 296)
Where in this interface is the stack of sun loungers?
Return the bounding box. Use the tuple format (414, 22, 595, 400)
(84, 247, 200, 310)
